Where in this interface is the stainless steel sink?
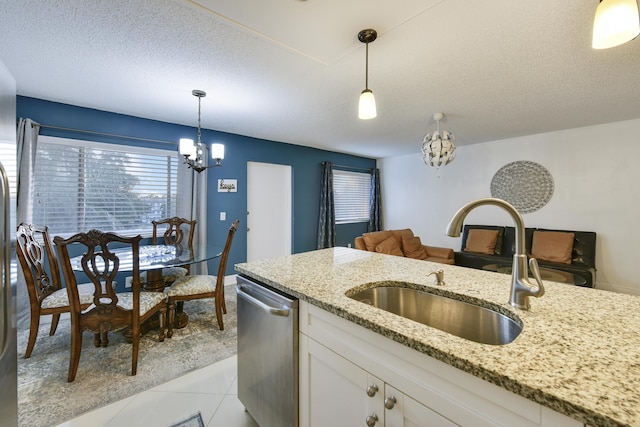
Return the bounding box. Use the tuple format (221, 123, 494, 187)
(348, 286, 522, 345)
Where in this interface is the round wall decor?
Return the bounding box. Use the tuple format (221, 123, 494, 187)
(490, 161, 554, 213)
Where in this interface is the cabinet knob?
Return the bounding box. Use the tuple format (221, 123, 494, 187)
(384, 395, 397, 409)
(365, 413, 379, 426)
(366, 384, 379, 397)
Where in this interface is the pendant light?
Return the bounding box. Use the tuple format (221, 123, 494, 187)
(358, 29, 377, 120)
(421, 112, 456, 168)
(592, 0, 640, 49)
(178, 89, 225, 173)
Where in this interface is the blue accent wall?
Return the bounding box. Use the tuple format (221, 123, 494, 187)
(17, 96, 376, 278)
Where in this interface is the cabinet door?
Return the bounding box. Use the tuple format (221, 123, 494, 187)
(305, 338, 384, 427)
(385, 385, 457, 427)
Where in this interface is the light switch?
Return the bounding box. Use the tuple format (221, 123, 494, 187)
(220, 212, 226, 221)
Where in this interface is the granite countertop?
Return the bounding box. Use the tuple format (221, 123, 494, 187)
(235, 247, 640, 427)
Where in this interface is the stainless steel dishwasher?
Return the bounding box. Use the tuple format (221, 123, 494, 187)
(236, 275, 299, 427)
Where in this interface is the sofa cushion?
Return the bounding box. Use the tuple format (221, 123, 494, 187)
(401, 235, 428, 260)
(375, 236, 403, 256)
(362, 230, 393, 251)
(531, 231, 574, 264)
(464, 229, 500, 255)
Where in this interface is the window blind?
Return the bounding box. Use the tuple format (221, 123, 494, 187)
(334, 169, 371, 224)
(33, 137, 178, 236)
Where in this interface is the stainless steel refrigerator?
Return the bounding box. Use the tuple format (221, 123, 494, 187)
(0, 58, 18, 426)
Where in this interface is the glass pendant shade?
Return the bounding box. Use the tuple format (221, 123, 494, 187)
(358, 89, 377, 120)
(592, 0, 640, 49)
(179, 138, 197, 158)
(211, 143, 225, 161)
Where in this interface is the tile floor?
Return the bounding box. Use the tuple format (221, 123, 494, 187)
(54, 355, 258, 427)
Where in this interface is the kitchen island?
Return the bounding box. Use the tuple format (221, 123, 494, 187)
(235, 247, 640, 427)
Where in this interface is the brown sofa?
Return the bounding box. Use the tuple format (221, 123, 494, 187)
(354, 228, 455, 265)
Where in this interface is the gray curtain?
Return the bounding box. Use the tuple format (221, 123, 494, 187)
(316, 161, 335, 249)
(177, 150, 208, 275)
(16, 118, 40, 330)
(368, 168, 382, 232)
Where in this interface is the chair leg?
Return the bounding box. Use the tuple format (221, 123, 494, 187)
(215, 296, 224, 331)
(68, 328, 83, 382)
(25, 311, 41, 359)
(49, 313, 61, 336)
(221, 284, 227, 314)
(158, 307, 166, 342)
(131, 332, 139, 377)
(167, 300, 175, 338)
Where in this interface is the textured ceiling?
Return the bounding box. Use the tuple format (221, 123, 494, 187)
(1, 0, 639, 159)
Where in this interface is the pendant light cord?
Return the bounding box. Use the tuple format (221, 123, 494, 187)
(365, 42, 369, 90)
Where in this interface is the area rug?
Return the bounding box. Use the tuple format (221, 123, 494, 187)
(17, 288, 238, 427)
(168, 411, 205, 427)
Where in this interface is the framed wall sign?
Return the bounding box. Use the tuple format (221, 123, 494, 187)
(218, 179, 237, 193)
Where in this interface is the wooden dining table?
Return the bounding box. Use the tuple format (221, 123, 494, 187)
(68, 241, 223, 332)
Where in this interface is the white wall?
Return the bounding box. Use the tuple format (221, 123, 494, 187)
(379, 118, 640, 295)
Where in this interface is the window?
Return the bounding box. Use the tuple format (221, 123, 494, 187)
(333, 169, 371, 224)
(33, 136, 179, 236)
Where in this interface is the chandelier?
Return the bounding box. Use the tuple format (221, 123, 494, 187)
(178, 89, 224, 173)
(421, 112, 456, 168)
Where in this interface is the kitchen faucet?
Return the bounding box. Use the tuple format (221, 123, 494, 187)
(446, 198, 545, 310)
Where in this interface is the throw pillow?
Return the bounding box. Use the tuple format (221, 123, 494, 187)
(401, 235, 428, 260)
(362, 231, 393, 252)
(375, 236, 403, 256)
(531, 231, 574, 264)
(464, 229, 500, 255)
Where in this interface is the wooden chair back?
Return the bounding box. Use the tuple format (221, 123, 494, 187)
(16, 223, 61, 308)
(216, 219, 240, 292)
(152, 217, 196, 247)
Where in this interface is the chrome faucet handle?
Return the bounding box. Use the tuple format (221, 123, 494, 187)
(509, 255, 545, 309)
(427, 269, 445, 286)
(528, 257, 544, 288)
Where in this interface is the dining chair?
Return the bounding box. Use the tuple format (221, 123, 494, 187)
(146, 216, 197, 287)
(54, 229, 167, 382)
(166, 219, 239, 336)
(16, 223, 95, 359)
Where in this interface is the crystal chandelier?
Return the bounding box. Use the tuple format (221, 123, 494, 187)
(178, 89, 224, 173)
(421, 112, 456, 168)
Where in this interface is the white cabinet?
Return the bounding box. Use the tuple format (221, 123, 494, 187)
(385, 385, 456, 427)
(302, 336, 382, 426)
(299, 301, 583, 427)
(300, 334, 454, 427)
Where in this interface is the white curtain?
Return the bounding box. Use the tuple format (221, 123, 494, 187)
(177, 153, 208, 275)
(15, 118, 39, 329)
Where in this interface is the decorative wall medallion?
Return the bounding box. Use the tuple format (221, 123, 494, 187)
(490, 161, 554, 213)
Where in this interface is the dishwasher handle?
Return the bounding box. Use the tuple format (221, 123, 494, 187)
(237, 283, 292, 317)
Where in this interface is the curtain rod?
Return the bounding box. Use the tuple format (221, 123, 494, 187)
(31, 122, 177, 146)
(333, 163, 374, 173)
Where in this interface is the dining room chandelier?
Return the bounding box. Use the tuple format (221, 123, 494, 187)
(421, 112, 456, 168)
(592, 0, 640, 49)
(178, 89, 224, 173)
(357, 29, 378, 120)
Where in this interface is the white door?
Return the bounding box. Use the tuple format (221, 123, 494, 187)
(247, 161, 292, 262)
